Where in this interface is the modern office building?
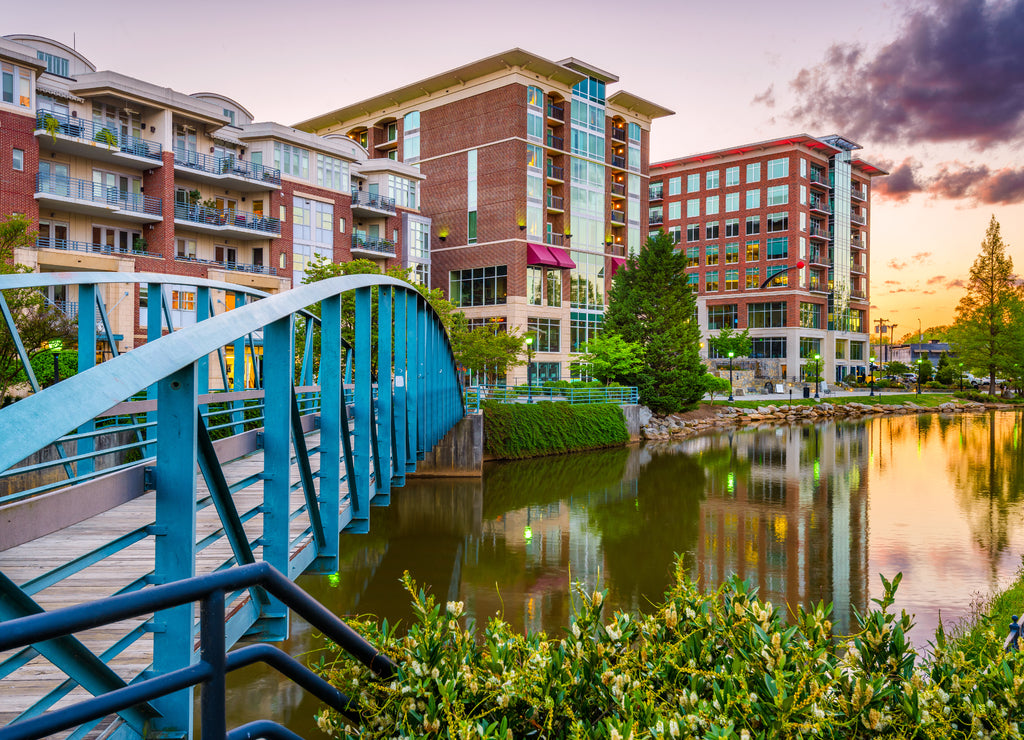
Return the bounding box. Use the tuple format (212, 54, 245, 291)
(651, 135, 886, 384)
(0, 34, 426, 376)
(297, 50, 673, 384)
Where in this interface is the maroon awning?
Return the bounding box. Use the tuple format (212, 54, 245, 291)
(610, 257, 627, 276)
(548, 246, 576, 269)
(526, 242, 560, 267)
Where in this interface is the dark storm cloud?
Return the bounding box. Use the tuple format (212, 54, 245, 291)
(929, 163, 1024, 203)
(785, 0, 1024, 148)
(874, 159, 925, 201)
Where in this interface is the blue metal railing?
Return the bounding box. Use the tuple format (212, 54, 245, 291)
(35, 111, 163, 161)
(0, 562, 395, 740)
(35, 237, 155, 258)
(35, 174, 163, 217)
(173, 147, 282, 185)
(350, 189, 396, 214)
(464, 384, 639, 409)
(173, 202, 282, 236)
(174, 255, 278, 276)
(351, 234, 396, 256)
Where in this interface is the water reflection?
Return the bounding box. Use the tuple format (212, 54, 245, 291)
(225, 411, 1024, 736)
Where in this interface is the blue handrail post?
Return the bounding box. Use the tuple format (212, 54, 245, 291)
(392, 290, 407, 487)
(199, 588, 227, 740)
(404, 292, 418, 472)
(76, 284, 96, 476)
(231, 292, 246, 434)
(153, 362, 199, 736)
(259, 316, 292, 638)
(377, 287, 393, 499)
(315, 295, 342, 573)
(349, 287, 372, 533)
(146, 282, 165, 457)
(197, 286, 210, 395)
(416, 297, 427, 461)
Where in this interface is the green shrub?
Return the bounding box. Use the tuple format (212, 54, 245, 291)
(14, 350, 78, 387)
(313, 565, 1024, 739)
(482, 401, 628, 459)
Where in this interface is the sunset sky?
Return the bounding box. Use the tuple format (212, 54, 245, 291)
(9, 0, 1023, 335)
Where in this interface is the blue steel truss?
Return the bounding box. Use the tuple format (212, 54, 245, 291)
(0, 272, 465, 739)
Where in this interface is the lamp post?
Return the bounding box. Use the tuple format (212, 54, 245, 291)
(727, 351, 735, 402)
(916, 357, 922, 396)
(524, 336, 534, 404)
(48, 339, 63, 388)
(814, 353, 821, 400)
(870, 355, 876, 397)
(959, 362, 964, 393)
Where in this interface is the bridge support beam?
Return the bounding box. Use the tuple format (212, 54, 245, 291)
(313, 295, 342, 574)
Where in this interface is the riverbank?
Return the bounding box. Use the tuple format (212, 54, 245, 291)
(641, 395, 1011, 440)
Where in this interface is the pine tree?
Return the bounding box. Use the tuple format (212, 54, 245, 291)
(604, 232, 704, 412)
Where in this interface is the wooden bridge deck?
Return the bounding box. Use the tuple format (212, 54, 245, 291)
(0, 429, 344, 730)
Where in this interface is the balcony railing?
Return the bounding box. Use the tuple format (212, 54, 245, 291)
(852, 288, 867, 299)
(173, 202, 281, 235)
(809, 198, 832, 214)
(546, 132, 563, 149)
(610, 210, 626, 225)
(545, 232, 564, 247)
(809, 171, 831, 188)
(546, 194, 564, 210)
(350, 189, 397, 214)
(35, 236, 155, 257)
(611, 127, 627, 143)
(610, 154, 626, 169)
(351, 234, 396, 256)
(649, 186, 663, 201)
(546, 103, 564, 122)
(809, 223, 830, 239)
(809, 250, 829, 265)
(610, 182, 626, 197)
(36, 174, 163, 217)
(851, 235, 864, 248)
(546, 163, 564, 181)
(851, 212, 867, 226)
(51, 300, 78, 319)
(809, 278, 829, 293)
(851, 187, 867, 201)
(173, 254, 278, 275)
(173, 147, 281, 185)
(851, 260, 866, 274)
(35, 111, 163, 161)
(649, 212, 663, 226)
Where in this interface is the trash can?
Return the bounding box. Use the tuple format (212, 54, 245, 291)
(802, 386, 811, 399)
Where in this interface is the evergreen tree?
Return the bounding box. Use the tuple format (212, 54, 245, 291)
(604, 232, 704, 412)
(948, 216, 1023, 395)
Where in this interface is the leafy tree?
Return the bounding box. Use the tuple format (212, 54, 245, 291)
(604, 232, 704, 413)
(570, 331, 644, 384)
(884, 361, 911, 377)
(935, 353, 955, 385)
(707, 326, 752, 361)
(703, 374, 731, 402)
(0, 214, 76, 404)
(916, 358, 934, 384)
(452, 317, 524, 385)
(948, 216, 1023, 395)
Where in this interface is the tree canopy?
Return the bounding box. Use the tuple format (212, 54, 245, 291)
(707, 326, 752, 360)
(570, 332, 644, 385)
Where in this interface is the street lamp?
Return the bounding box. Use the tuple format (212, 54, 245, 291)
(870, 355, 876, 397)
(959, 362, 964, 393)
(813, 353, 821, 400)
(915, 357, 922, 396)
(48, 339, 64, 388)
(524, 335, 534, 404)
(727, 351, 735, 402)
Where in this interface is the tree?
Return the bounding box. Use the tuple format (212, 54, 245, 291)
(916, 358, 934, 384)
(452, 317, 524, 385)
(570, 331, 644, 384)
(707, 326, 752, 360)
(884, 361, 911, 377)
(703, 374, 731, 402)
(604, 232, 704, 413)
(0, 214, 76, 404)
(948, 216, 1023, 396)
(934, 353, 955, 385)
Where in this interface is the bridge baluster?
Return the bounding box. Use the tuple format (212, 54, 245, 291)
(76, 284, 96, 477)
(377, 287, 393, 498)
(351, 287, 372, 532)
(316, 294, 342, 572)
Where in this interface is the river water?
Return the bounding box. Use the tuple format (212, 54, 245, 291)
(224, 409, 1024, 735)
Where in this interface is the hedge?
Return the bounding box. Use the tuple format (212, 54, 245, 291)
(482, 401, 629, 459)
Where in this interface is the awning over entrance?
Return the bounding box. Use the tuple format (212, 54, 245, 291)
(549, 246, 576, 269)
(610, 257, 627, 276)
(527, 243, 576, 269)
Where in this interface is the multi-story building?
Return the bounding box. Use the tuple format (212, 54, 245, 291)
(297, 50, 673, 384)
(651, 135, 886, 384)
(0, 34, 426, 382)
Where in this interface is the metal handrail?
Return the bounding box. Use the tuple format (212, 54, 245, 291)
(173, 147, 282, 185)
(350, 190, 397, 214)
(464, 384, 639, 409)
(350, 235, 397, 256)
(0, 562, 395, 740)
(174, 254, 278, 275)
(35, 174, 162, 216)
(173, 202, 282, 236)
(35, 237, 156, 258)
(35, 111, 163, 161)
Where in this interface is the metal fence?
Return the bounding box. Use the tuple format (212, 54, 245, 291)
(464, 384, 639, 409)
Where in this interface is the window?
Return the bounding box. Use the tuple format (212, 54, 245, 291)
(2, 64, 31, 108)
(687, 173, 700, 192)
(746, 189, 760, 209)
(766, 264, 788, 286)
(36, 51, 69, 77)
(223, 108, 236, 125)
(799, 185, 807, 205)
(724, 219, 739, 238)
(799, 211, 807, 231)
(799, 302, 821, 329)
(748, 302, 787, 328)
(800, 158, 807, 177)
(527, 266, 544, 305)
(800, 337, 821, 359)
(175, 237, 196, 259)
(746, 240, 760, 261)
(705, 196, 719, 215)
(650, 181, 664, 199)
(628, 122, 641, 141)
(767, 157, 789, 179)
(705, 221, 719, 240)
(172, 290, 196, 311)
(724, 269, 739, 291)
(467, 148, 477, 243)
(766, 237, 788, 260)
(850, 342, 864, 361)
(724, 243, 739, 264)
(668, 225, 681, 243)
(570, 313, 603, 352)
(526, 143, 543, 169)
(668, 176, 682, 196)
(449, 265, 508, 307)
(705, 270, 719, 292)
(12, 148, 23, 171)
(687, 224, 700, 242)
(527, 85, 543, 107)
(467, 211, 477, 243)
(725, 192, 739, 212)
(668, 201, 681, 220)
(686, 272, 698, 286)
(746, 162, 761, 183)
(705, 244, 719, 266)
(274, 142, 309, 179)
(766, 185, 788, 206)
(745, 267, 760, 289)
(547, 269, 562, 307)
(316, 154, 350, 191)
(751, 337, 787, 359)
(687, 199, 700, 218)
(527, 317, 561, 352)
(404, 111, 420, 162)
(767, 212, 789, 232)
(706, 170, 719, 189)
(707, 304, 737, 330)
(685, 247, 699, 268)
(388, 175, 417, 208)
(746, 216, 760, 235)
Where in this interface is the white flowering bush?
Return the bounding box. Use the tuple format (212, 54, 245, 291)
(312, 563, 1024, 739)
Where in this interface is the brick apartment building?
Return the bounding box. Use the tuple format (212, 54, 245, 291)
(650, 135, 886, 384)
(297, 50, 673, 384)
(0, 34, 426, 382)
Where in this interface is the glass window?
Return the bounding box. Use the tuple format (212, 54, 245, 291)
(668, 201, 681, 220)
(316, 154, 350, 192)
(687, 199, 700, 218)
(686, 173, 700, 192)
(746, 189, 760, 209)
(706, 170, 720, 189)
(799, 302, 822, 329)
(527, 266, 544, 305)
(547, 269, 562, 307)
(766, 237, 788, 259)
(767, 157, 789, 179)
(36, 51, 69, 77)
(388, 174, 417, 209)
(725, 219, 739, 238)
(725, 192, 739, 212)
(746, 162, 760, 183)
(767, 212, 789, 232)
(724, 243, 739, 263)
(766, 264, 789, 286)
(705, 270, 719, 292)
(668, 176, 682, 196)
(800, 158, 807, 177)
(746, 216, 760, 235)
(766, 185, 788, 206)
(705, 244, 719, 266)
(467, 211, 477, 243)
(526, 143, 543, 169)
(748, 302, 787, 328)
(707, 304, 737, 329)
(527, 86, 543, 107)
(685, 247, 699, 268)
(746, 240, 760, 261)
(725, 166, 740, 187)
(12, 148, 23, 171)
(628, 122, 641, 141)
(745, 267, 760, 289)
(527, 317, 561, 352)
(705, 221, 719, 240)
(274, 142, 309, 179)
(724, 269, 739, 290)
(668, 225, 681, 243)
(800, 337, 821, 359)
(687, 224, 700, 242)
(449, 265, 508, 307)
(751, 337, 787, 359)
(705, 196, 719, 215)
(686, 272, 698, 286)
(404, 110, 420, 131)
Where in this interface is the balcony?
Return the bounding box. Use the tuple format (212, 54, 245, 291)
(850, 235, 865, 249)
(546, 163, 564, 182)
(174, 254, 278, 275)
(546, 103, 564, 122)
(546, 132, 563, 150)
(350, 189, 397, 217)
(851, 288, 867, 300)
(610, 210, 626, 225)
(809, 171, 831, 189)
(808, 250, 829, 266)
(35, 174, 163, 222)
(36, 236, 156, 258)
(851, 211, 867, 226)
(809, 278, 830, 294)
(649, 212, 663, 226)
(546, 194, 564, 212)
(610, 154, 626, 169)
(610, 182, 626, 199)
(809, 223, 830, 241)
(851, 260, 866, 274)
(374, 130, 399, 151)
(649, 186, 663, 201)
(35, 112, 163, 167)
(544, 232, 564, 247)
(173, 148, 281, 190)
(611, 127, 627, 143)
(173, 202, 281, 240)
(351, 234, 396, 258)
(809, 198, 832, 215)
(851, 187, 867, 202)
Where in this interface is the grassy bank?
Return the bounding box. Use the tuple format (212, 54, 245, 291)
(952, 557, 1024, 652)
(709, 393, 962, 409)
(482, 401, 629, 460)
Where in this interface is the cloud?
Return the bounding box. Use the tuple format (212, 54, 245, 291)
(883, 279, 902, 284)
(874, 158, 925, 201)
(751, 84, 775, 108)
(927, 275, 946, 285)
(947, 278, 966, 288)
(874, 161, 1024, 204)
(923, 290, 936, 295)
(785, 0, 1024, 148)
(911, 251, 932, 261)
(887, 260, 908, 271)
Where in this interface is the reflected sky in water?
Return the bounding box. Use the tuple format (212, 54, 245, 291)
(225, 409, 1024, 736)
